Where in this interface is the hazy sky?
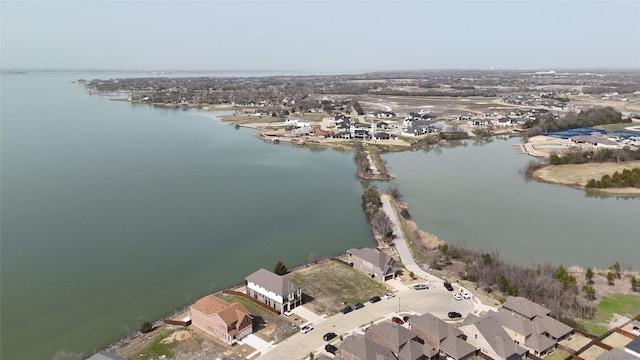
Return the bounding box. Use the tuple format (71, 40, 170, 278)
(1, 0, 639, 72)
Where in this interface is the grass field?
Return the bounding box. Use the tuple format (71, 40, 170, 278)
(288, 260, 391, 315)
(579, 293, 640, 336)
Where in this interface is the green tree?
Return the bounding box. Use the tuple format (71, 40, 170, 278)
(274, 260, 288, 275)
(606, 271, 615, 285)
(585, 267, 594, 284)
(481, 253, 493, 266)
(630, 275, 640, 292)
(554, 264, 577, 288)
(610, 262, 621, 279)
(582, 285, 596, 301)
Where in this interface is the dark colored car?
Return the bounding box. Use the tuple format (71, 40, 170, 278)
(444, 282, 454, 291)
(341, 306, 353, 314)
(370, 295, 381, 303)
(352, 302, 364, 310)
(448, 311, 462, 319)
(392, 316, 405, 325)
(323, 332, 337, 341)
(325, 344, 338, 354)
(403, 315, 410, 322)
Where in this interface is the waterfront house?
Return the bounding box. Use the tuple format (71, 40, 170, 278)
(346, 247, 397, 281)
(374, 132, 392, 140)
(190, 295, 253, 345)
(245, 268, 302, 313)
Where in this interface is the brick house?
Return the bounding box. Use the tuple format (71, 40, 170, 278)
(190, 295, 253, 345)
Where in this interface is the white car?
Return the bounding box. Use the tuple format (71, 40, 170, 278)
(300, 325, 314, 334)
(383, 292, 395, 299)
(460, 289, 473, 299)
(452, 292, 462, 301)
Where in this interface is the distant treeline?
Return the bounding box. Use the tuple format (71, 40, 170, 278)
(525, 106, 629, 138)
(586, 168, 640, 189)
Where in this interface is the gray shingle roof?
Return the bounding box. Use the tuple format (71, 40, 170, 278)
(440, 336, 477, 359)
(503, 297, 550, 319)
(245, 268, 300, 297)
(532, 314, 573, 339)
(347, 248, 395, 275)
(411, 313, 462, 342)
(366, 322, 417, 350)
(495, 309, 534, 337)
(339, 334, 397, 360)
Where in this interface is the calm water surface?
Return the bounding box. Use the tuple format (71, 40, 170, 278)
(381, 139, 639, 268)
(1, 72, 373, 359)
(2, 72, 638, 360)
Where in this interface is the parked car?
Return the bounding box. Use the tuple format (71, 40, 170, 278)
(448, 311, 462, 319)
(460, 289, 473, 299)
(325, 344, 338, 355)
(452, 292, 462, 301)
(443, 282, 454, 291)
(353, 302, 365, 310)
(413, 284, 429, 290)
(341, 305, 353, 314)
(370, 295, 381, 303)
(392, 316, 405, 325)
(403, 315, 410, 322)
(300, 325, 314, 334)
(323, 332, 337, 341)
(383, 292, 395, 299)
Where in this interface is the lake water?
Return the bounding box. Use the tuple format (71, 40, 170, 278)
(1, 72, 373, 360)
(1, 72, 638, 360)
(381, 139, 639, 269)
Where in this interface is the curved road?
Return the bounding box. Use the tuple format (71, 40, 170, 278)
(255, 195, 485, 360)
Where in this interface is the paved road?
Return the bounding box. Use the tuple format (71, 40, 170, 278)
(255, 195, 479, 360)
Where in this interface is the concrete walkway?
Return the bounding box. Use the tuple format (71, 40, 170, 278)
(289, 305, 327, 326)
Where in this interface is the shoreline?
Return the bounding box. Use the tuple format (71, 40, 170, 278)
(531, 161, 640, 195)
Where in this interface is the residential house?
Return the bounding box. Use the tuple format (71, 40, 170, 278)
(459, 313, 527, 360)
(310, 128, 334, 138)
(291, 126, 312, 137)
(346, 247, 397, 281)
(374, 121, 390, 131)
(366, 322, 421, 354)
(245, 268, 302, 313)
(398, 339, 439, 360)
(374, 132, 393, 140)
(190, 295, 253, 345)
(333, 131, 352, 139)
(569, 135, 619, 149)
(338, 334, 397, 360)
(410, 313, 476, 360)
(467, 119, 490, 126)
(354, 129, 371, 140)
(502, 297, 573, 342)
(373, 111, 396, 118)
